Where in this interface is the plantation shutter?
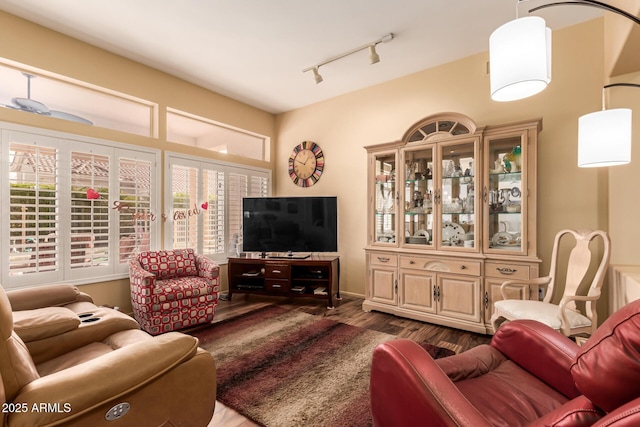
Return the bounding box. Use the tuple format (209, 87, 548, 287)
(229, 173, 269, 251)
(171, 164, 199, 249)
(202, 168, 225, 255)
(8, 143, 59, 276)
(228, 172, 248, 250)
(118, 157, 152, 262)
(70, 151, 110, 268)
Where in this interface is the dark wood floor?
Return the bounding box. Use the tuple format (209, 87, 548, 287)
(207, 293, 492, 426)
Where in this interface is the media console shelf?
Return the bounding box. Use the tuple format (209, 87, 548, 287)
(228, 255, 340, 309)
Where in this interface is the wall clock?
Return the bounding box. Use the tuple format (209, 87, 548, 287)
(288, 141, 324, 187)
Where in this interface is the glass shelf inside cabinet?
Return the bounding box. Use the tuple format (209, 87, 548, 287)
(404, 148, 434, 246)
(374, 155, 396, 244)
(441, 142, 475, 248)
(488, 137, 523, 251)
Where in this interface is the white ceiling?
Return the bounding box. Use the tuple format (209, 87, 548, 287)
(0, 0, 603, 114)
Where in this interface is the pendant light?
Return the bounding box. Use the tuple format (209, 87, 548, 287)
(578, 84, 639, 168)
(489, 1, 640, 102)
(490, 16, 551, 102)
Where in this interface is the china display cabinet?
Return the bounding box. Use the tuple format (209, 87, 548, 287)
(364, 114, 541, 334)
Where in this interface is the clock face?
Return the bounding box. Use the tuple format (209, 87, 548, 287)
(288, 141, 324, 187)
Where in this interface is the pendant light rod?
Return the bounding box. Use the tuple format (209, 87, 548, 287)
(604, 83, 640, 90)
(523, 0, 640, 26)
(601, 83, 640, 110)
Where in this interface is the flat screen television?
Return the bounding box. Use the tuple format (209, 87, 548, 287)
(242, 196, 337, 257)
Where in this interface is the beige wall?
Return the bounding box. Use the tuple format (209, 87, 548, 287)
(275, 20, 609, 299)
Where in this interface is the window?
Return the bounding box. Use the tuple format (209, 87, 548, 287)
(165, 153, 270, 262)
(166, 108, 270, 161)
(1, 124, 161, 288)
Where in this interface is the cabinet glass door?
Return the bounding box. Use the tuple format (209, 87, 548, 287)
(373, 152, 397, 245)
(439, 141, 477, 249)
(403, 147, 434, 247)
(485, 135, 525, 253)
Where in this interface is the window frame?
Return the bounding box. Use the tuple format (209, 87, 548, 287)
(0, 122, 161, 289)
(164, 151, 271, 264)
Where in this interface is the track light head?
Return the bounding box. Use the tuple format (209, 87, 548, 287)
(369, 45, 380, 64)
(312, 67, 323, 84)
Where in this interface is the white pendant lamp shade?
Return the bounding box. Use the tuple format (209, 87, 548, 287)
(578, 108, 632, 167)
(490, 16, 552, 102)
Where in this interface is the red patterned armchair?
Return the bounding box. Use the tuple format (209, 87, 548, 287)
(129, 248, 220, 335)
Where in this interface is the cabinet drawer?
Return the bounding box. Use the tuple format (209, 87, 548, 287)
(400, 256, 480, 276)
(265, 264, 290, 278)
(265, 279, 290, 294)
(369, 253, 398, 267)
(485, 262, 531, 280)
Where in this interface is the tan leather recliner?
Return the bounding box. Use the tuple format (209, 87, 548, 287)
(0, 284, 216, 427)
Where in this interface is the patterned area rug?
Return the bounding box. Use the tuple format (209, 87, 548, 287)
(189, 306, 455, 427)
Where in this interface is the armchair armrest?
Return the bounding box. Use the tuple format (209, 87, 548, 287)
(491, 320, 581, 399)
(9, 333, 203, 427)
(128, 259, 156, 288)
(500, 277, 551, 299)
(7, 284, 93, 311)
(195, 254, 220, 280)
(371, 339, 491, 427)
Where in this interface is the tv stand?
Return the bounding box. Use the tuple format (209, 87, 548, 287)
(227, 255, 340, 308)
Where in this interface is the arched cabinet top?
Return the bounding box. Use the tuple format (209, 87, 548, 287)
(402, 113, 477, 143)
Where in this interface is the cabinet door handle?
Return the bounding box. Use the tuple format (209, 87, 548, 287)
(377, 257, 390, 262)
(409, 260, 415, 264)
(272, 284, 281, 288)
(273, 269, 282, 274)
(460, 265, 466, 270)
(496, 267, 517, 275)
(483, 186, 488, 203)
(484, 292, 489, 309)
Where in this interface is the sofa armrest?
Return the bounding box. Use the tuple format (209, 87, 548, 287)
(195, 254, 220, 280)
(491, 320, 580, 398)
(9, 333, 205, 427)
(371, 339, 491, 427)
(7, 284, 93, 311)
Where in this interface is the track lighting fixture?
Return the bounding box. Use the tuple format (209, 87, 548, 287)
(369, 45, 380, 65)
(578, 83, 640, 168)
(312, 67, 323, 84)
(303, 33, 394, 84)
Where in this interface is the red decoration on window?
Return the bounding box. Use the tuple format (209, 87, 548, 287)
(201, 201, 209, 210)
(86, 188, 100, 199)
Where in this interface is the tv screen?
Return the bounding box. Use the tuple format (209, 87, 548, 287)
(242, 197, 337, 254)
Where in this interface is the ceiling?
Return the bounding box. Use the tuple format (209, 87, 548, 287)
(0, 0, 604, 114)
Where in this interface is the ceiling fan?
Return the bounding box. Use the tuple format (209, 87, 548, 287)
(3, 72, 93, 125)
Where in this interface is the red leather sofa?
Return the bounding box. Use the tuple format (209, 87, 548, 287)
(370, 299, 640, 426)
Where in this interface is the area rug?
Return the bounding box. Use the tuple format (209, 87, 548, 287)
(189, 306, 455, 427)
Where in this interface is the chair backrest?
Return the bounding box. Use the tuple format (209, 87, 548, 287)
(135, 248, 199, 279)
(543, 229, 610, 314)
(0, 286, 40, 401)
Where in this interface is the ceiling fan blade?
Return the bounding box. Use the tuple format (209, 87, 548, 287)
(49, 110, 93, 125)
(12, 97, 50, 114)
